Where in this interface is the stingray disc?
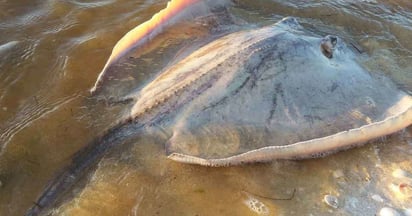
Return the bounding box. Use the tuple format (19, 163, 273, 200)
(129, 17, 412, 166)
(103, 17, 412, 166)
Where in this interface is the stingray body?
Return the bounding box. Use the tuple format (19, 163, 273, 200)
(113, 17, 412, 166)
(27, 0, 412, 215)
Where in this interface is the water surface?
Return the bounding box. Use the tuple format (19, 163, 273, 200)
(0, 0, 411, 215)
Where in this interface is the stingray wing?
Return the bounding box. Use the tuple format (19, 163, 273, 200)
(90, 0, 232, 98)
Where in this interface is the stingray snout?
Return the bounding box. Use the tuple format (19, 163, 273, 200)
(321, 35, 338, 59)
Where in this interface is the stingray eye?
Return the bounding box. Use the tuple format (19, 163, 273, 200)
(321, 35, 338, 59)
(330, 36, 337, 46)
(279, 17, 300, 29)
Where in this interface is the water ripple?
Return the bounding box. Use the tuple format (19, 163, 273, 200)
(67, 0, 116, 8)
(0, 40, 39, 102)
(0, 93, 80, 154)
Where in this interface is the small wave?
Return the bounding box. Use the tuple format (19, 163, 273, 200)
(0, 6, 49, 30)
(0, 41, 19, 56)
(67, 0, 116, 8)
(42, 19, 79, 35)
(0, 93, 80, 154)
(0, 40, 39, 102)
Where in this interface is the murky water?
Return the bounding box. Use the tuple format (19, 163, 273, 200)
(1, 0, 412, 215)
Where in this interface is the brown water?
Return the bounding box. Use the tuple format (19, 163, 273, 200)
(1, 0, 412, 215)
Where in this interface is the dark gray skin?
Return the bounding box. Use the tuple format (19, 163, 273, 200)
(26, 17, 412, 215)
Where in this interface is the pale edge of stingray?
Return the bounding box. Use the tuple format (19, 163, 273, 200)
(90, 0, 231, 94)
(168, 96, 412, 166)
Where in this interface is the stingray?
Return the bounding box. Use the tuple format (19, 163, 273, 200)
(27, 0, 412, 215)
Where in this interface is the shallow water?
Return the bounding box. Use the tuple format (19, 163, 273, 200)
(0, 0, 412, 215)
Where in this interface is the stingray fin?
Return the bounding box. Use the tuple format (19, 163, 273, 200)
(90, 0, 232, 95)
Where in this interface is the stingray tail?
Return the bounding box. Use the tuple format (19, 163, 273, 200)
(90, 0, 233, 95)
(25, 119, 135, 216)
